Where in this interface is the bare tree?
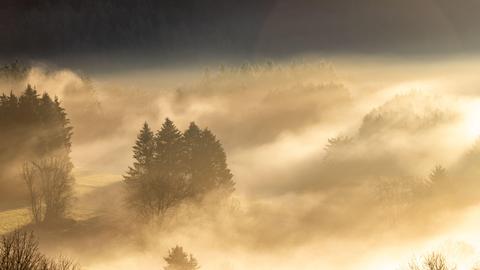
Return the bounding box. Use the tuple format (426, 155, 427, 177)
(23, 156, 74, 223)
(23, 162, 43, 224)
(409, 253, 456, 270)
(0, 230, 79, 270)
(0, 230, 43, 270)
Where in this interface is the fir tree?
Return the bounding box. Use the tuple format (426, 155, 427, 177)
(200, 128, 234, 194)
(125, 122, 155, 181)
(124, 122, 155, 214)
(124, 118, 235, 218)
(183, 122, 204, 196)
(153, 118, 185, 171)
(164, 246, 199, 270)
(18, 85, 39, 124)
(149, 118, 189, 215)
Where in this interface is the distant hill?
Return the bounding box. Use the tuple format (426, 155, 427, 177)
(2, 0, 480, 58)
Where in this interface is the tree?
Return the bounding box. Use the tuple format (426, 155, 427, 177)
(164, 246, 199, 270)
(125, 119, 189, 217)
(408, 253, 455, 270)
(148, 118, 189, 216)
(23, 162, 43, 224)
(196, 128, 234, 194)
(131, 122, 155, 173)
(125, 122, 155, 215)
(0, 61, 30, 81)
(23, 156, 74, 223)
(323, 136, 353, 162)
(0, 85, 74, 222)
(183, 123, 234, 197)
(183, 122, 204, 196)
(429, 165, 447, 184)
(153, 118, 185, 171)
(124, 119, 235, 218)
(0, 230, 79, 270)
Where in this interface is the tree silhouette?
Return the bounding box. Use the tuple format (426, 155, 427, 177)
(184, 123, 234, 196)
(0, 85, 74, 220)
(164, 246, 199, 270)
(408, 253, 455, 270)
(0, 61, 29, 81)
(23, 156, 74, 223)
(0, 230, 79, 270)
(429, 165, 447, 184)
(153, 118, 186, 175)
(125, 119, 234, 218)
(148, 119, 189, 216)
(125, 122, 155, 215)
(323, 136, 353, 162)
(197, 128, 234, 194)
(183, 122, 204, 196)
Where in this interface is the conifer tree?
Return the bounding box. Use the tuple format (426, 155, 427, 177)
(149, 118, 189, 215)
(200, 128, 234, 194)
(183, 122, 204, 196)
(125, 122, 155, 181)
(125, 118, 235, 218)
(153, 118, 185, 171)
(0, 85, 75, 222)
(124, 122, 155, 214)
(184, 123, 234, 196)
(18, 85, 39, 124)
(429, 165, 447, 183)
(164, 246, 199, 270)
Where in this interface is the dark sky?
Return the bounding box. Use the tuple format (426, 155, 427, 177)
(1, 0, 480, 60)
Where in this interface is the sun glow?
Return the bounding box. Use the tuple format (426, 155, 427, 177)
(462, 100, 480, 141)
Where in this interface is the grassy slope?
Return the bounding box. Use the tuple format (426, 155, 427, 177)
(0, 207, 30, 234)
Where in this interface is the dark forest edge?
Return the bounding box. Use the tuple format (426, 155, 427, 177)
(0, 84, 235, 269)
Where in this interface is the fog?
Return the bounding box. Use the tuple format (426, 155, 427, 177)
(3, 55, 480, 270)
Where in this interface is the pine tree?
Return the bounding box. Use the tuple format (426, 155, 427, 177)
(18, 85, 40, 124)
(184, 123, 234, 197)
(124, 122, 155, 215)
(429, 165, 447, 183)
(148, 118, 189, 215)
(183, 122, 204, 197)
(124, 118, 235, 218)
(125, 122, 155, 181)
(154, 118, 185, 171)
(200, 128, 234, 194)
(428, 165, 450, 192)
(164, 246, 199, 270)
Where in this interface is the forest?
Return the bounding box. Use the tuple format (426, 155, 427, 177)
(6, 1, 480, 269)
(3, 0, 480, 58)
(0, 58, 480, 269)
(0, 81, 233, 270)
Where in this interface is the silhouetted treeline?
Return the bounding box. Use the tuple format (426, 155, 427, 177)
(4, 0, 480, 57)
(0, 0, 275, 57)
(0, 61, 30, 82)
(0, 85, 73, 208)
(125, 119, 234, 218)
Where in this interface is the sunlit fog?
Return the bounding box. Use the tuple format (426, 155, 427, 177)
(2, 1, 480, 270)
